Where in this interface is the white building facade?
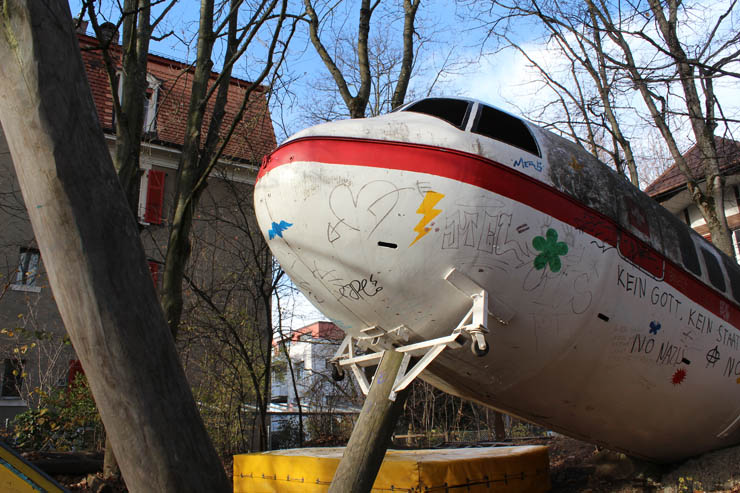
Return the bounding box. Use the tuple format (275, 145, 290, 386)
(269, 322, 360, 448)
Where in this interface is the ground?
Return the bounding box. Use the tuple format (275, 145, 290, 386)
(531, 435, 740, 493)
(33, 436, 740, 491)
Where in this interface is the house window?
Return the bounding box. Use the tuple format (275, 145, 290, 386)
(115, 72, 160, 134)
(68, 359, 84, 387)
(138, 169, 166, 225)
(1, 359, 24, 397)
(11, 247, 40, 293)
(142, 86, 158, 133)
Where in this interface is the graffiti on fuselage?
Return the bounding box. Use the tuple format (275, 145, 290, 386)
(326, 180, 412, 244)
(615, 259, 740, 386)
(439, 205, 528, 262)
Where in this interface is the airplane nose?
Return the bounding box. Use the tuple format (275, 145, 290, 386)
(253, 138, 464, 339)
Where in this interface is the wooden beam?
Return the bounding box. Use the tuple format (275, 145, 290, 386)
(328, 350, 409, 493)
(0, 2, 229, 492)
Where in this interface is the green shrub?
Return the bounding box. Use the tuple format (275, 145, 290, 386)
(11, 374, 104, 451)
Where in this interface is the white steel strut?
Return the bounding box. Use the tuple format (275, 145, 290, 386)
(330, 269, 510, 401)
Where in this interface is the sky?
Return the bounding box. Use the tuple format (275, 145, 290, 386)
(68, 0, 740, 140)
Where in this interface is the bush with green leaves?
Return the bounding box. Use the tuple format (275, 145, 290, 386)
(11, 373, 104, 451)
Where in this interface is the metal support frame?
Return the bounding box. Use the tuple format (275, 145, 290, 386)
(331, 268, 502, 401)
(331, 329, 467, 400)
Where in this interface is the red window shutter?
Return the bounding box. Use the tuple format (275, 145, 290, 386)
(144, 170, 165, 224)
(68, 359, 84, 387)
(148, 261, 159, 285)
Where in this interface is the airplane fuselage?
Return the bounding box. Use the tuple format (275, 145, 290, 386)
(255, 98, 740, 462)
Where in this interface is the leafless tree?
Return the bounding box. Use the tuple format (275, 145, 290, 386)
(588, 0, 740, 256)
(464, 0, 644, 184)
(82, 0, 177, 211)
(468, 0, 740, 255)
(176, 172, 288, 451)
(0, 1, 230, 489)
(81, 0, 297, 454)
(160, 0, 294, 341)
(302, 0, 422, 119)
(80, 0, 296, 338)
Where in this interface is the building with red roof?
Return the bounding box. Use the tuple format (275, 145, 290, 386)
(0, 27, 277, 422)
(269, 322, 360, 448)
(645, 137, 740, 259)
(78, 33, 276, 165)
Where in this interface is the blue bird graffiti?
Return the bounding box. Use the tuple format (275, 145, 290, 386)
(268, 220, 293, 240)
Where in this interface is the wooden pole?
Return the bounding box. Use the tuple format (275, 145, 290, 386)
(328, 350, 409, 493)
(494, 411, 507, 440)
(0, 2, 229, 492)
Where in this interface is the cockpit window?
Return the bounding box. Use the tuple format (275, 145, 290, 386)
(402, 98, 471, 129)
(473, 105, 540, 157)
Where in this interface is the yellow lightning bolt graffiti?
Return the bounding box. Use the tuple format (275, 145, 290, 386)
(410, 191, 444, 247)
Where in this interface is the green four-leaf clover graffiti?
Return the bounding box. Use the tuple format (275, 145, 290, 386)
(532, 228, 568, 273)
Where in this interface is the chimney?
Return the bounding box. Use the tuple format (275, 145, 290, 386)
(73, 18, 88, 35)
(98, 22, 119, 45)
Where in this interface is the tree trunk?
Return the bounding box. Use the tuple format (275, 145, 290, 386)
(645, 0, 733, 256)
(304, 0, 377, 119)
(102, 438, 120, 480)
(587, 0, 734, 257)
(105, 1, 154, 475)
(159, 0, 216, 337)
(112, 0, 152, 212)
(159, 0, 224, 339)
(390, 0, 421, 110)
(0, 2, 229, 492)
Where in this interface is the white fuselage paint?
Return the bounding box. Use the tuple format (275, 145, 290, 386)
(255, 107, 740, 462)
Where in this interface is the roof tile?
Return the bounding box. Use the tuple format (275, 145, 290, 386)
(644, 137, 740, 198)
(78, 34, 276, 163)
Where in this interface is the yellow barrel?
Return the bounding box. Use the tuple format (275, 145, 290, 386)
(234, 446, 550, 492)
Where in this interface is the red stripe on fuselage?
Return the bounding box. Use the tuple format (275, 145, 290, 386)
(259, 136, 740, 331)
